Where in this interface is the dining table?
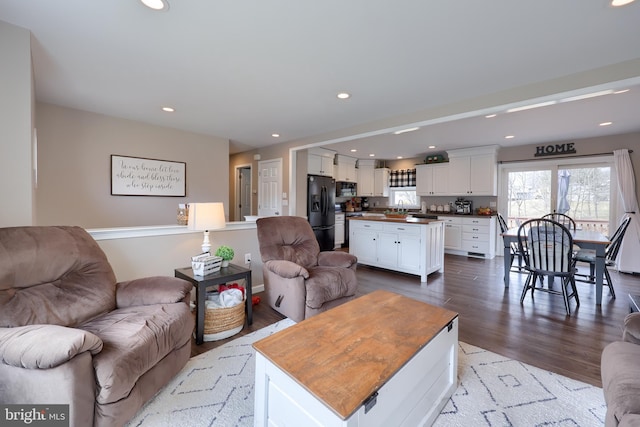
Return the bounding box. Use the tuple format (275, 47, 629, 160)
(502, 227, 611, 305)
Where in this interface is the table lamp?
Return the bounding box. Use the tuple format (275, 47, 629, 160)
(187, 202, 226, 253)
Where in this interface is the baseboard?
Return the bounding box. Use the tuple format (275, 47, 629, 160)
(253, 283, 265, 293)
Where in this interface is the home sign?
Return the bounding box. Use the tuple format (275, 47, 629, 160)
(534, 143, 576, 157)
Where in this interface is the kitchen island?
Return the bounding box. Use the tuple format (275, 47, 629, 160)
(348, 216, 444, 282)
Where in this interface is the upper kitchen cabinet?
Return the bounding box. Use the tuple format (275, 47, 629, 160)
(416, 163, 449, 196)
(446, 146, 498, 196)
(335, 155, 358, 182)
(308, 147, 336, 177)
(357, 159, 375, 196)
(373, 168, 390, 197)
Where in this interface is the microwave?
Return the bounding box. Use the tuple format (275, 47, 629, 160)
(336, 181, 357, 197)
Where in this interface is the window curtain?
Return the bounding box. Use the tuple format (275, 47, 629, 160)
(613, 149, 640, 273)
(389, 169, 416, 187)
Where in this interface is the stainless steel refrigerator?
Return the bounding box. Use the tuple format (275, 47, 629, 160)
(307, 174, 335, 251)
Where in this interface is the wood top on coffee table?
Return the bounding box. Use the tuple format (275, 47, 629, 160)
(252, 290, 458, 420)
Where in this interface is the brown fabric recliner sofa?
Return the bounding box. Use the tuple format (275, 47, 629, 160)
(256, 216, 358, 322)
(601, 312, 640, 426)
(0, 226, 195, 427)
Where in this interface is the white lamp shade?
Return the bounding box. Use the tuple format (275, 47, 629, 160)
(187, 202, 226, 231)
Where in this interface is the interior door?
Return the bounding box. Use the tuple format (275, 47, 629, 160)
(258, 158, 282, 217)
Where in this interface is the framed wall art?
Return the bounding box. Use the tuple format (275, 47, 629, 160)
(111, 155, 186, 197)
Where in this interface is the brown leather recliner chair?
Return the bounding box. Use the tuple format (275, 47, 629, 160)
(0, 226, 195, 427)
(256, 216, 358, 322)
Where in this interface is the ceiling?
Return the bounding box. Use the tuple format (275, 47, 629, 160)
(1, 1, 640, 160)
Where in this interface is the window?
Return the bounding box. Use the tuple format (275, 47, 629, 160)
(389, 187, 418, 208)
(499, 156, 617, 235)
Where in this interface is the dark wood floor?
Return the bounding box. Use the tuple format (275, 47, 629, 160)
(192, 254, 640, 388)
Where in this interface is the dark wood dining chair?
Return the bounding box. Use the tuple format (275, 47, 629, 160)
(542, 212, 576, 231)
(574, 216, 631, 299)
(517, 218, 580, 315)
(498, 213, 526, 273)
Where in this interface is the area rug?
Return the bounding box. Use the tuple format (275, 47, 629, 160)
(127, 319, 606, 426)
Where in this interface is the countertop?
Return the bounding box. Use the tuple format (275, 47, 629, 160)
(347, 215, 442, 224)
(429, 212, 496, 219)
(351, 210, 496, 219)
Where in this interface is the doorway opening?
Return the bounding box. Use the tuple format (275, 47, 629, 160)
(499, 156, 617, 235)
(234, 164, 252, 221)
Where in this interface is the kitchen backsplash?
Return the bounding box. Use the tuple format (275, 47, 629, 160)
(363, 195, 497, 212)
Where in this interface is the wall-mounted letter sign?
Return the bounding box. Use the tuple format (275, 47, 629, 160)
(534, 143, 576, 157)
(111, 155, 186, 197)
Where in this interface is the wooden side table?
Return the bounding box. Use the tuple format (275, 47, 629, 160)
(175, 264, 253, 345)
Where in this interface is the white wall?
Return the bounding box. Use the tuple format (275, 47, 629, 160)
(35, 103, 230, 228)
(0, 21, 34, 226)
(93, 225, 265, 290)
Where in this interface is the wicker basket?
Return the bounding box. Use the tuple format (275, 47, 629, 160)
(203, 297, 246, 340)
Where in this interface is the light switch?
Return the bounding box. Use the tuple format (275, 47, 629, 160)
(282, 192, 287, 199)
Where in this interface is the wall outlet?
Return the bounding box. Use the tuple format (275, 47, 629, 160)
(489, 201, 497, 208)
(244, 253, 251, 265)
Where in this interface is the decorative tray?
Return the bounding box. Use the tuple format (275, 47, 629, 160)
(384, 213, 408, 218)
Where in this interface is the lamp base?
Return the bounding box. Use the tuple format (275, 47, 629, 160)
(201, 230, 211, 253)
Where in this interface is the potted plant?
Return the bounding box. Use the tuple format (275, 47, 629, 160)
(215, 245, 235, 267)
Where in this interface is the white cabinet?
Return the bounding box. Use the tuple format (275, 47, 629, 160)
(356, 166, 388, 197)
(461, 217, 495, 257)
(349, 219, 444, 282)
(416, 163, 449, 196)
(335, 155, 358, 182)
(377, 224, 422, 274)
(349, 220, 380, 265)
(335, 213, 345, 248)
(438, 216, 462, 250)
(374, 168, 390, 196)
(438, 215, 496, 259)
(308, 148, 335, 177)
(357, 167, 374, 196)
(356, 159, 375, 196)
(446, 146, 498, 196)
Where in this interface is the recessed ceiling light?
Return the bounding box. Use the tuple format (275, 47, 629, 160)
(337, 92, 350, 100)
(397, 156, 403, 159)
(271, 133, 280, 138)
(161, 106, 174, 112)
(393, 127, 420, 135)
(505, 135, 515, 139)
(599, 122, 613, 126)
(141, 0, 169, 11)
(611, 0, 635, 6)
(350, 149, 357, 152)
(428, 145, 436, 149)
(485, 114, 497, 118)
(369, 154, 375, 157)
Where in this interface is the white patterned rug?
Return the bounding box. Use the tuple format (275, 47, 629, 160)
(127, 319, 606, 426)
